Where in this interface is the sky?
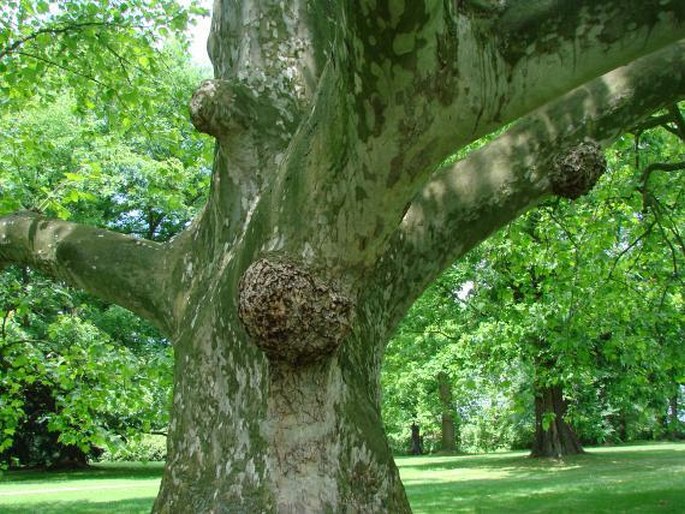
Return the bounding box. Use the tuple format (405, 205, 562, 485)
(188, 1, 213, 68)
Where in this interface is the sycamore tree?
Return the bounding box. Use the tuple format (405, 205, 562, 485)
(1, 1, 685, 511)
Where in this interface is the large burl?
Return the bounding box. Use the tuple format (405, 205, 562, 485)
(550, 141, 607, 200)
(238, 258, 355, 366)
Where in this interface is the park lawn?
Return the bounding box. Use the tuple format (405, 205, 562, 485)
(0, 443, 683, 513)
(0, 462, 164, 513)
(397, 442, 685, 513)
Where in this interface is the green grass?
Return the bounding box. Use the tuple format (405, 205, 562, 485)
(0, 462, 164, 513)
(0, 443, 683, 513)
(397, 442, 685, 513)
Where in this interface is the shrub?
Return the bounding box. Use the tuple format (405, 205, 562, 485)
(99, 434, 167, 462)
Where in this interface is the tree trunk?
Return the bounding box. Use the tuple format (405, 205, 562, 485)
(1, 1, 683, 511)
(531, 384, 584, 458)
(438, 372, 457, 453)
(668, 393, 681, 439)
(151, 259, 411, 512)
(410, 422, 422, 456)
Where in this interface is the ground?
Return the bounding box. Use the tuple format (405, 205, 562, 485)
(1, 442, 683, 513)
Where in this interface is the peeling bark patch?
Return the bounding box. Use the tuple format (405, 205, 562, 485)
(238, 259, 355, 365)
(550, 141, 606, 200)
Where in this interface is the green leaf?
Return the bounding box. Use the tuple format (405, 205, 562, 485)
(541, 412, 556, 432)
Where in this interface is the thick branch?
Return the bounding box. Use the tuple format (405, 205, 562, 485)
(0, 212, 172, 332)
(342, 0, 685, 172)
(255, 0, 685, 271)
(368, 40, 685, 328)
(643, 161, 685, 180)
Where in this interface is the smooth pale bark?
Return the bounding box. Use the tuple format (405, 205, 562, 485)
(1, 1, 684, 511)
(0, 212, 171, 331)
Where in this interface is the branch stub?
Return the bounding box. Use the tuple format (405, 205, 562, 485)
(189, 79, 241, 138)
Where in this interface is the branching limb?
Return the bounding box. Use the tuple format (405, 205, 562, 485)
(367, 40, 685, 328)
(641, 161, 685, 209)
(264, 1, 684, 271)
(0, 21, 120, 60)
(0, 212, 173, 332)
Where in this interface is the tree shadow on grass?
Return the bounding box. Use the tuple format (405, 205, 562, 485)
(401, 445, 685, 514)
(398, 447, 684, 473)
(1, 462, 165, 483)
(0, 497, 154, 514)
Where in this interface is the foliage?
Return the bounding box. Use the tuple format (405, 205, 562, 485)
(0, 267, 174, 468)
(0, 10, 212, 466)
(99, 434, 167, 462)
(0, 45, 212, 234)
(0, 0, 208, 113)
(382, 109, 685, 453)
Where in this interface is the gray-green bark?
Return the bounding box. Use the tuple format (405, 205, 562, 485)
(1, 1, 684, 511)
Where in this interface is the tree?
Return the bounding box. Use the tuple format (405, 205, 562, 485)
(1, 1, 684, 511)
(0, 32, 212, 468)
(0, 271, 173, 469)
(382, 107, 685, 458)
(0, 0, 206, 111)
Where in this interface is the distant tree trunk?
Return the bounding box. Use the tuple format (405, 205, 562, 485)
(531, 384, 584, 458)
(410, 422, 423, 455)
(668, 393, 681, 439)
(616, 409, 629, 442)
(438, 372, 457, 453)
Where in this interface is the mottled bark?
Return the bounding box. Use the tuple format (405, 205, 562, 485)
(0, 212, 172, 331)
(531, 384, 584, 458)
(378, 41, 685, 326)
(0, 0, 684, 511)
(151, 261, 409, 512)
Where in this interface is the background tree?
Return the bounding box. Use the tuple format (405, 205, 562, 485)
(382, 107, 685, 456)
(0, 26, 213, 468)
(0, 0, 206, 111)
(0, 1, 684, 511)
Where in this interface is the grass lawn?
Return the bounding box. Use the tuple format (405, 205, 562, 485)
(0, 442, 683, 513)
(0, 462, 164, 513)
(397, 442, 685, 513)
